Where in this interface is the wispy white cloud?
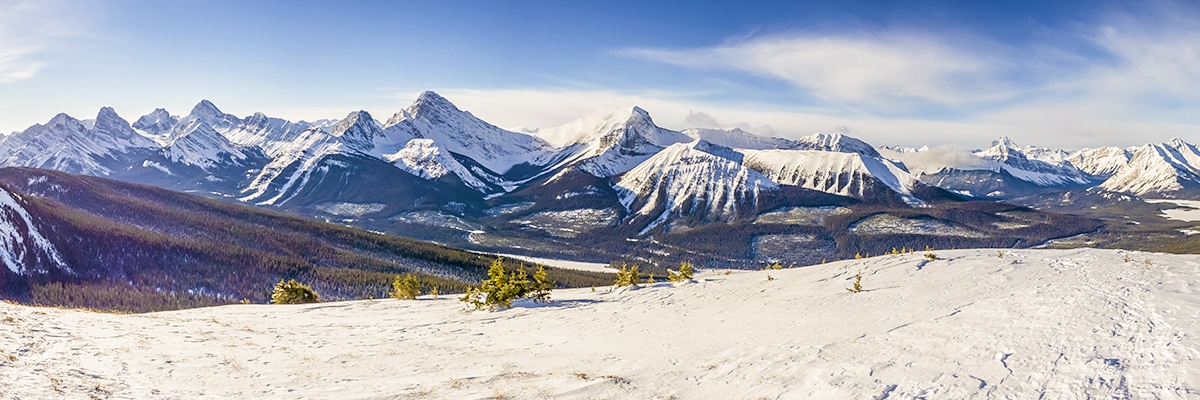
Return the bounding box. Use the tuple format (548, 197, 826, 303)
(0, 0, 84, 84)
(598, 3, 1200, 148)
(624, 32, 1015, 112)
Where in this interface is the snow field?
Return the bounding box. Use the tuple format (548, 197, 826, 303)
(2, 248, 1199, 399)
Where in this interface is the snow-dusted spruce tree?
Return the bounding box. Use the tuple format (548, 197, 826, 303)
(271, 279, 320, 304)
(389, 273, 420, 300)
(613, 264, 641, 287)
(668, 261, 694, 282)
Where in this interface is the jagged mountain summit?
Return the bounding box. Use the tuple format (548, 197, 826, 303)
(536, 106, 693, 178)
(1099, 138, 1200, 198)
(0, 108, 158, 176)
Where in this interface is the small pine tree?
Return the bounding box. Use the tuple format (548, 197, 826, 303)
(845, 273, 863, 293)
(1124, 253, 1132, 263)
(271, 279, 320, 304)
(997, 250, 1005, 258)
(854, 252, 863, 259)
(528, 265, 554, 303)
(614, 264, 641, 287)
(460, 286, 485, 310)
(767, 274, 775, 281)
(770, 262, 783, 270)
(429, 286, 439, 299)
(668, 261, 695, 282)
(390, 273, 421, 300)
(924, 246, 938, 261)
(647, 273, 656, 284)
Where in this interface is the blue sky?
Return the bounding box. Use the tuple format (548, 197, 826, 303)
(3, 0, 1200, 148)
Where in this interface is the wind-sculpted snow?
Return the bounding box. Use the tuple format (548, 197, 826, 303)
(4, 249, 1199, 398)
(0, 187, 65, 275)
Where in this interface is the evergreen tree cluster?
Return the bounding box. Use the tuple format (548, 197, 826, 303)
(460, 258, 554, 310)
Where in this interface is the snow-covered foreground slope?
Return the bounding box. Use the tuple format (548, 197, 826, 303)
(3, 248, 1200, 399)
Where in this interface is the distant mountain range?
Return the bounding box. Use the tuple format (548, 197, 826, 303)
(1, 91, 1160, 264)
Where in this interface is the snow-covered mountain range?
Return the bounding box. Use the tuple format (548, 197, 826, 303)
(0, 91, 1195, 244)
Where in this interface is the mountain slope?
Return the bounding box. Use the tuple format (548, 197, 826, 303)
(0, 167, 611, 311)
(615, 141, 779, 233)
(742, 148, 920, 202)
(1100, 139, 1200, 198)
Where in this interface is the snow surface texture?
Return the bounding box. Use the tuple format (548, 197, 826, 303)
(3, 249, 1199, 398)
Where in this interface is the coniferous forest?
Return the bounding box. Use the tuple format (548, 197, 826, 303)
(0, 168, 613, 312)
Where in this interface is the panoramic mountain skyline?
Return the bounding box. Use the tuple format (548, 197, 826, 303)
(3, 0, 1200, 149)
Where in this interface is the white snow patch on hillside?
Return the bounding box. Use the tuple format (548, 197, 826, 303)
(3, 249, 1199, 398)
(492, 253, 615, 273)
(0, 188, 65, 275)
(1145, 199, 1200, 222)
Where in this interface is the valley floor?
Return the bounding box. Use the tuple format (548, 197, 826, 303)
(3, 248, 1200, 399)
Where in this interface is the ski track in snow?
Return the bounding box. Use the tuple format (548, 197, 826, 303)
(2, 248, 1199, 399)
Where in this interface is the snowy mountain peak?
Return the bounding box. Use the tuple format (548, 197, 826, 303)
(404, 91, 462, 119)
(330, 110, 382, 151)
(189, 99, 223, 120)
(796, 132, 881, 158)
(1067, 146, 1131, 178)
(383, 91, 555, 176)
(616, 140, 777, 233)
(991, 135, 1019, 148)
(133, 108, 177, 137)
(46, 113, 84, 131)
(91, 107, 148, 145)
(95, 106, 122, 125)
(1099, 141, 1200, 196)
